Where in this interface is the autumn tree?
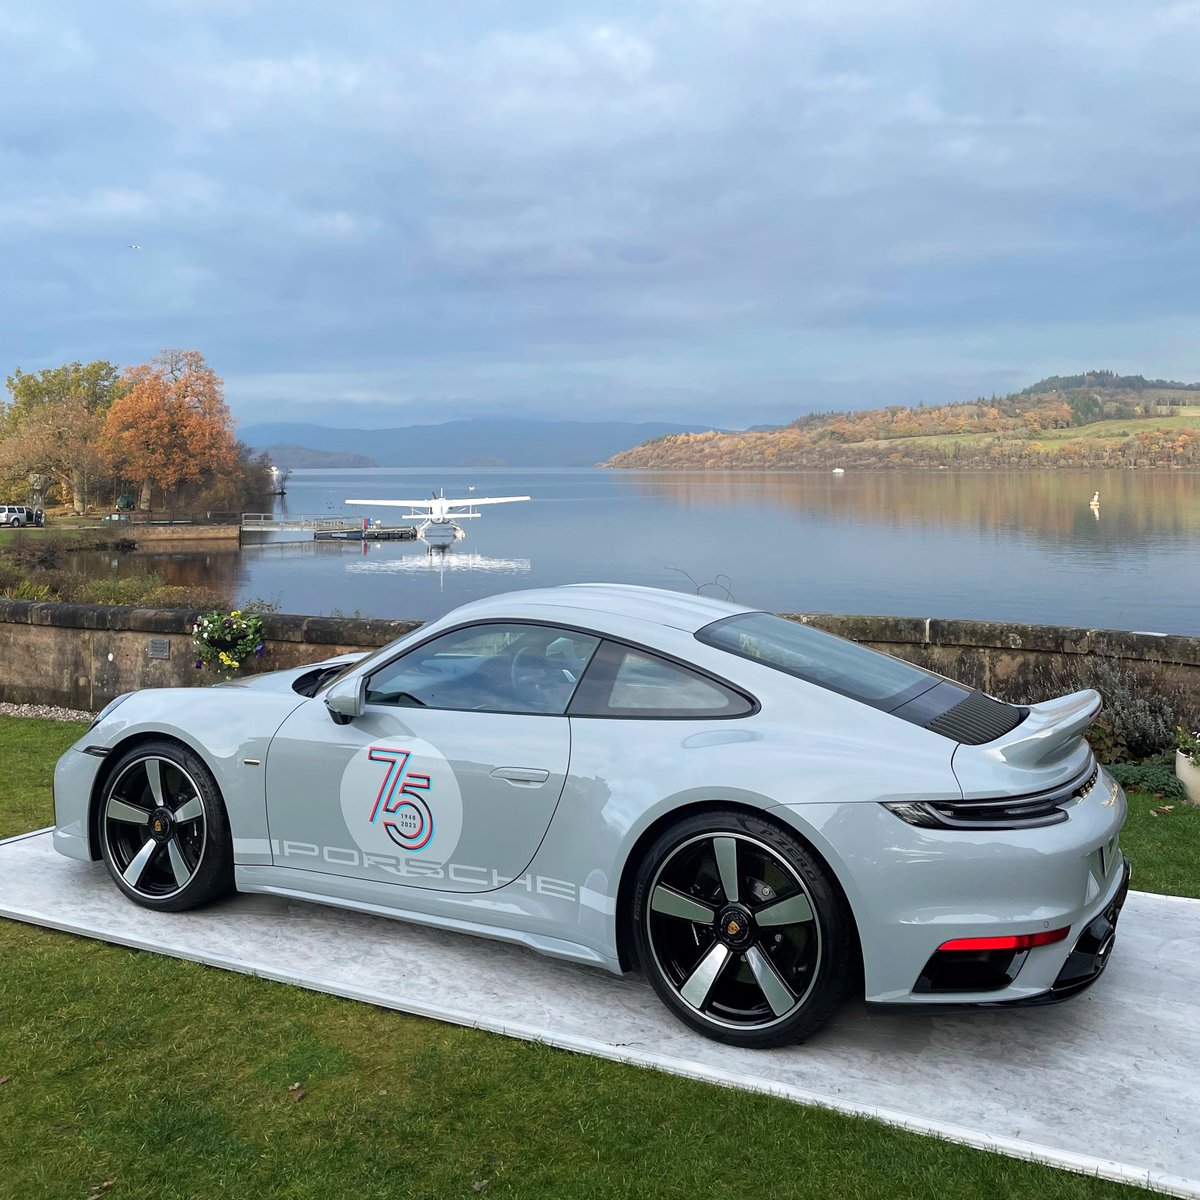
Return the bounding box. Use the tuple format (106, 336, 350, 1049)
(103, 350, 238, 510)
(0, 360, 123, 511)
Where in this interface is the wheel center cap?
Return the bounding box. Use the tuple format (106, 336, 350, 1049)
(150, 808, 174, 844)
(716, 904, 755, 948)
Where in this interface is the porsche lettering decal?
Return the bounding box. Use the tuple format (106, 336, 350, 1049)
(273, 839, 579, 901)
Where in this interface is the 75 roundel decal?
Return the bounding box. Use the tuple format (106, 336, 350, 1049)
(339, 740, 463, 861)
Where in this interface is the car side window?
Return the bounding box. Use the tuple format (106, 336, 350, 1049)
(365, 623, 600, 715)
(569, 641, 754, 718)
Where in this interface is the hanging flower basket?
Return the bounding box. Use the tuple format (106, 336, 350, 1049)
(191, 610, 266, 679)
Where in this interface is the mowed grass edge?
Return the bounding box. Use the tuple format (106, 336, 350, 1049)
(0, 715, 1189, 1200)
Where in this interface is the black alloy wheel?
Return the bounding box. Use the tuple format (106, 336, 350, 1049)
(632, 809, 855, 1048)
(99, 740, 234, 912)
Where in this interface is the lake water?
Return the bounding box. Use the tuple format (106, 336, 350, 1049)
(92, 468, 1200, 633)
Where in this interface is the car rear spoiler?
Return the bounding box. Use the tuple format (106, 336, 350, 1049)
(985, 688, 1101, 769)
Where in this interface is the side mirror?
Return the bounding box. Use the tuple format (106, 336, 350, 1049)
(325, 675, 366, 725)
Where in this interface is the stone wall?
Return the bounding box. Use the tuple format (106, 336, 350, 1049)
(0, 599, 1197, 718)
(127, 524, 241, 544)
(0, 600, 417, 711)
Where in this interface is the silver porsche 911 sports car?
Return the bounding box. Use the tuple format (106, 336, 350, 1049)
(54, 585, 1129, 1047)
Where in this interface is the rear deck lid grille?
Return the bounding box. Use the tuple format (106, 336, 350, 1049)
(925, 689, 1025, 745)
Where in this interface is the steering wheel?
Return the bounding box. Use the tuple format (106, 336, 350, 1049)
(510, 646, 542, 694)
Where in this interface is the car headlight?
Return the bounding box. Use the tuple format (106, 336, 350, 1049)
(90, 692, 134, 730)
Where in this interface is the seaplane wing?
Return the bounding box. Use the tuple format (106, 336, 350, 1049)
(450, 495, 531, 507)
(345, 496, 530, 512)
(345, 498, 442, 509)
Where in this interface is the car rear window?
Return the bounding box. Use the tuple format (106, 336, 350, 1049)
(570, 641, 754, 718)
(696, 612, 939, 712)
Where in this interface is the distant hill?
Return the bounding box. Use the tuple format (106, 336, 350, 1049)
(242, 419, 723, 469)
(1019, 370, 1200, 395)
(605, 372, 1200, 471)
(263, 444, 378, 469)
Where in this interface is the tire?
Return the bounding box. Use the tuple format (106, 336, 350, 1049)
(632, 808, 855, 1048)
(98, 739, 234, 912)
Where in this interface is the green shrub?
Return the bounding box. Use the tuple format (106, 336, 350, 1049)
(239, 593, 282, 614)
(140, 583, 227, 609)
(1077, 658, 1178, 760)
(81, 573, 170, 606)
(0, 578, 52, 601)
(1108, 756, 1186, 800)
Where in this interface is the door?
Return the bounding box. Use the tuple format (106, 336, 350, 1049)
(265, 622, 599, 893)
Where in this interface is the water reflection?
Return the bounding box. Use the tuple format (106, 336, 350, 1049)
(70, 546, 242, 595)
(347, 550, 532, 574)
(620, 469, 1200, 545)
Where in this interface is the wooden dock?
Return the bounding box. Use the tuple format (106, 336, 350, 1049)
(313, 526, 417, 541)
(241, 514, 417, 541)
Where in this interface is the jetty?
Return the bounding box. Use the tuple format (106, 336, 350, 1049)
(240, 514, 416, 541)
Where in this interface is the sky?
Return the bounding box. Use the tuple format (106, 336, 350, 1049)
(3, 0, 1200, 430)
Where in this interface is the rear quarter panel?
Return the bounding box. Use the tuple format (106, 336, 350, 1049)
(529, 708, 959, 963)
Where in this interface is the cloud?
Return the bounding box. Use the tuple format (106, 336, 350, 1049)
(1, 0, 1199, 425)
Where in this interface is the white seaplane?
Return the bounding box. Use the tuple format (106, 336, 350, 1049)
(345, 489, 530, 547)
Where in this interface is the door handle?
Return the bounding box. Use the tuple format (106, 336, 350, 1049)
(490, 766, 551, 786)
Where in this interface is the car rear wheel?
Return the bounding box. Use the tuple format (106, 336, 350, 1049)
(99, 741, 234, 912)
(632, 809, 855, 1047)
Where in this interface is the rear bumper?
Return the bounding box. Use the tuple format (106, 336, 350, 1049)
(866, 856, 1131, 1015)
(995, 854, 1130, 1006)
(773, 768, 1128, 1005)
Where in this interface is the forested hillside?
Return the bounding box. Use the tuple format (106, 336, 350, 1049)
(606, 373, 1200, 470)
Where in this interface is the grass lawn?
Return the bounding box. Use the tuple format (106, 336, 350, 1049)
(1036, 414, 1200, 440)
(1120, 787, 1200, 898)
(1, 717, 1192, 1199)
(0, 525, 76, 549)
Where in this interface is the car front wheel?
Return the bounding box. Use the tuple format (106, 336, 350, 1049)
(98, 740, 234, 912)
(632, 809, 855, 1048)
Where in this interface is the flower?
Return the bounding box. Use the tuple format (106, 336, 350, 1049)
(191, 608, 266, 679)
(1178, 727, 1200, 768)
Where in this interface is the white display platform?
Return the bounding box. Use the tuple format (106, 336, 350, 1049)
(2, 829, 1198, 1197)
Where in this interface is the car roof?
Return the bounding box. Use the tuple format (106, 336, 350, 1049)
(440, 584, 756, 634)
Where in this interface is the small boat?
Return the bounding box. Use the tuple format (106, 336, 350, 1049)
(832, 467, 845, 475)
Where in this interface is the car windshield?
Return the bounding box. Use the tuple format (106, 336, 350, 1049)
(696, 612, 939, 712)
(314, 641, 406, 693)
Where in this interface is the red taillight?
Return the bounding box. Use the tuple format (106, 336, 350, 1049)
(937, 927, 1071, 953)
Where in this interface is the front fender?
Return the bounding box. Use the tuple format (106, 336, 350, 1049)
(77, 687, 307, 864)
